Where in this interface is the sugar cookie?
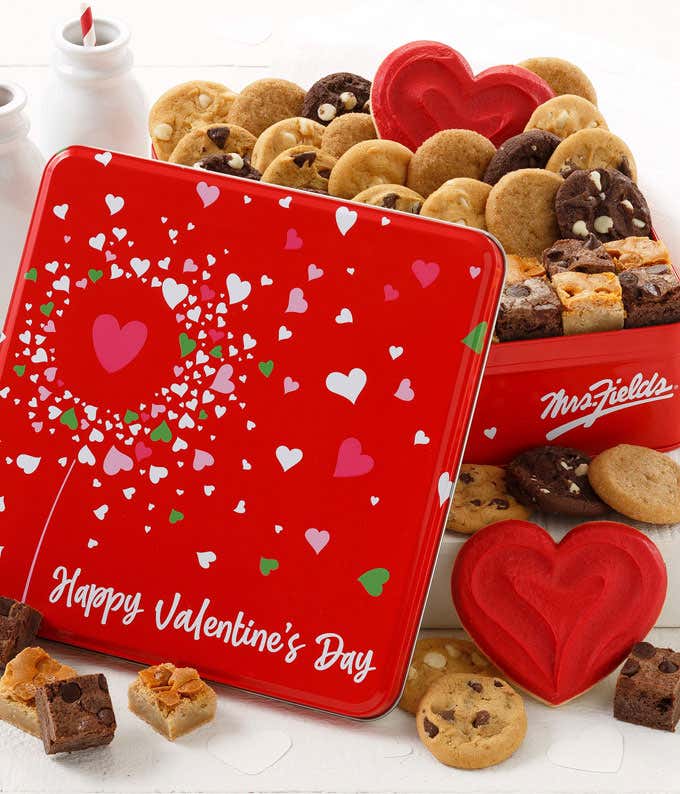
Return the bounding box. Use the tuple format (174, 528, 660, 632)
(228, 78, 305, 137)
(321, 113, 377, 159)
(546, 128, 637, 182)
(518, 57, 597, 105)
(328, 139, 412, 200)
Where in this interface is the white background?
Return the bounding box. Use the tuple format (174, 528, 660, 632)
(1, 1, 679, 792)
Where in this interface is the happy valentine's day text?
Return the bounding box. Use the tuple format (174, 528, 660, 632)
(48, 566, 376, 683)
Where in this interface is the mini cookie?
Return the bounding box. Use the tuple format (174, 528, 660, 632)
(353, 184, 423, 214)
(251, 117, 324, 173)
(505, 254, 545, 284)
(485, 169, 563, 256)
(518, 57, 597, 105)
(546, 128, 637, 182)
(542, 236, 615, 276)
(406, 130, 496, 198)
(261, 145, 336, 193)
(302, 72, 371, 126)
(420, 178, 491, 229)
(399, 637, 499, 714)
(328, 140, 412, 200)
(417, 674, 527, 769)
(446, 464, 531, 534)
(149, 80, 238, 161)
(228, 79, 306, 137)
(588, 444, 680, 524)
(196, 153, 261, 181)
(169, 124, 256, 166)
(483, 130, 561, 185)
(321, 113, 377, 159)
(506, 446, 607, 517)
(555, 168, 652, 243)
(525, 95, 607, 140)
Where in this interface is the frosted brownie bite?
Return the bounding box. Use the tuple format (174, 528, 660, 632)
(552, 271, 624, 334)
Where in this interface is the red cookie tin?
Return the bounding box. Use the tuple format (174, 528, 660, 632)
(0, 146, 504, 719)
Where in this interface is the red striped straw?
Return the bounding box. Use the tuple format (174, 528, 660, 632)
(80, 3, 96, 47)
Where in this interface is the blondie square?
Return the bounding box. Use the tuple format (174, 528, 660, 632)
(603, 236, 671, 272)
(505, 254, 546, 285)
(619, 265, 680, 328)
(495, 278, 562, 341)
(552, 271, 624, 335)
(0, 647, 76, 736)
(128, 663, 217, 741)
(0, 596, 42, 669)
(614, 642, 680, 731)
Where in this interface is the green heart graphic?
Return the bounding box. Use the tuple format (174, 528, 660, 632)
(209, 345, 223, 359)
(198, 409, 208, 420)
(179, 333, 196, 358)
(124, 409, 139, 424)
(358, 568, 390, 597)
(169, 509, 184, 524)
(461, 321, 488, 354)
(259, 557, 279, 576)
(88, 269, 103, 283)
(13, 365, 25, 377)
(59, 407, 77, 430)
(150, 420, 172, 442)
(258, 360, 274, 377)
(25, 268, 37, 282)
(40, 302, 54, 317)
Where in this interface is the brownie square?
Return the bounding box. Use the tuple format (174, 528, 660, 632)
(614, 642, 680, 732)
(542, 236, 615, 277)
(619, 265, 680, 328)
(0, 597, 42, 670)
(35, 674, 116, 754)
(495, 278, 563, 342)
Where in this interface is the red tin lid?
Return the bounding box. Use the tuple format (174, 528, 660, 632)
(0, 147, 504, 718)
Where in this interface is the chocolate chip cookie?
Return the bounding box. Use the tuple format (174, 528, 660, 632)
(169, 124, 256, 166)
(196, 152, 261, 181)
(588, 444, 680, 524)
(555, 168, 652, 243)
(321, 113, 377, 158)
(420, 178, 491, 229)
(417, 674, 527, 769)
(400, 637, 499, 715)
(353, 184, 423, 213)
(446, 464, 531, 534)
(542, 236, 615, 276)
(261, 145, 336, 192)
(546, 128, 637, 182)
(483, 130, 561, 185)
(506, 446, 607, 517)
(251, 117, 324, 172)
(302, 72, 371, 125)
(228, 78, 306, 137)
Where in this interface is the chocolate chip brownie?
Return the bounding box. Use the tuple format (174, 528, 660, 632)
(483, 129, 561, 185)
(542, 236, 615, 276)
(495, 278, 562, 341)
(506, 446, 607, 517)
(619, 266, 680, 328)
(302, 72, 371, 125)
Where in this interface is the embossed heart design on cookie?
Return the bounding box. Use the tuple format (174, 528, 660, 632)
(452, 520, 667, 705)
(372, 41, 554, 149)
(92, 314, 148, 374)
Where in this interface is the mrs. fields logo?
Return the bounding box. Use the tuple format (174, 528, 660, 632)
(540, 372, 677, 441)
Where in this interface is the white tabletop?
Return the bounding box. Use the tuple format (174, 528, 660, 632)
(1, 1, 679, 792)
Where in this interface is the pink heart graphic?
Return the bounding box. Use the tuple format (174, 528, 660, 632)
(200, 284, 216, 301)
(193, 449, 215, 471)
(286, 287, 308, 314)
(183, 258, 198, 273)
(103, 445, 134, 476)
(305, 528, 330, 554)
(150, 403, 165, 418)
(334, 437, 375, 478)
(64, 235, 71, 243)
(175, 313, 185, 322)
(80, 419, 89, 430)
(208, 329, 224, 342)
(384, 284, 399, 301)
(32, 421, 43, 432)
(92, 314, 148, 374)
(284, 228, 303, 251)
(412, 259, 440, 288)
(43, 320, 57, 333)
(76, 278, 87, 289)
(211, 364, 235, 394)
(395, 378, 415, 401)
(141, 412, 150, 421)
(44, 367, 57, 382)
(283, 376, 299, 394)
(173, 365, 183, 377)
(308, 264, 324, 281)
(134, 442, 152, 461)
(469, 265, 481, 279)
(38, 386, 51, 401)
(197, 181, 220, 208)
(105, 250, 117, 263)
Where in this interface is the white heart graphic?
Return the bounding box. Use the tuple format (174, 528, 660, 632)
(469, 265, 481, 279)
(335, 308, 353, 324)
(437, 472, 453, 506)
(325, 368, 366, 404)
(389, 345, 403, 360)
(149, 465, 168, 484)
(130, 257, 150, 277)
(278, 196, 292, 209)
(226, 273, 251, 304)
(197, 551, 217, 569)
(335, 206, 358, 236)
(95, 151, 112, 166)
(276, 445, 303, 472)
(278, 326, 292, 341)
(93, 504, 109, 520)
(89, 233, 105, 251)
(381, 216, 390, 226)
(370, 496, 380, 506)
(105, 193, 125, 215)
(52, 276, 69, 292)
(261, 275, 273, 286)
(53, 203, 68, 220)
(78, 445, 96, 465)
(17, 454, 40, 474)
(483, 426, 497, 440)
(87, 538, 99, 549)
(162, 278, 189, 309)
(414, 430, 430, 445)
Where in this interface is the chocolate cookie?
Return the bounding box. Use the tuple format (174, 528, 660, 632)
(555, 168, 652, 243)
(196, 152, 261, 181)
(506, 446, 607, 517)
(302, 72, 371, 126)
(483, 130, 561, 185)
(542, 236, 615, 276)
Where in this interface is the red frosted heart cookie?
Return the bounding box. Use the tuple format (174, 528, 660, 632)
(451, 520, 667, 706)
(372, 41, 554, 149)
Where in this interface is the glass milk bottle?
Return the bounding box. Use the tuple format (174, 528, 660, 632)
(0, 83, 45, 319)
(39, 16, 147, 157)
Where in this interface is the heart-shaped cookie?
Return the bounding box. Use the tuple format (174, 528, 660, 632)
(372, 41, 554, 149)
(451, 520, 666, 706)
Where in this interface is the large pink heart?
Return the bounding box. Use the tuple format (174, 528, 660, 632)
(92, 314, 148, 374)
(372, 41, 554, 149)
